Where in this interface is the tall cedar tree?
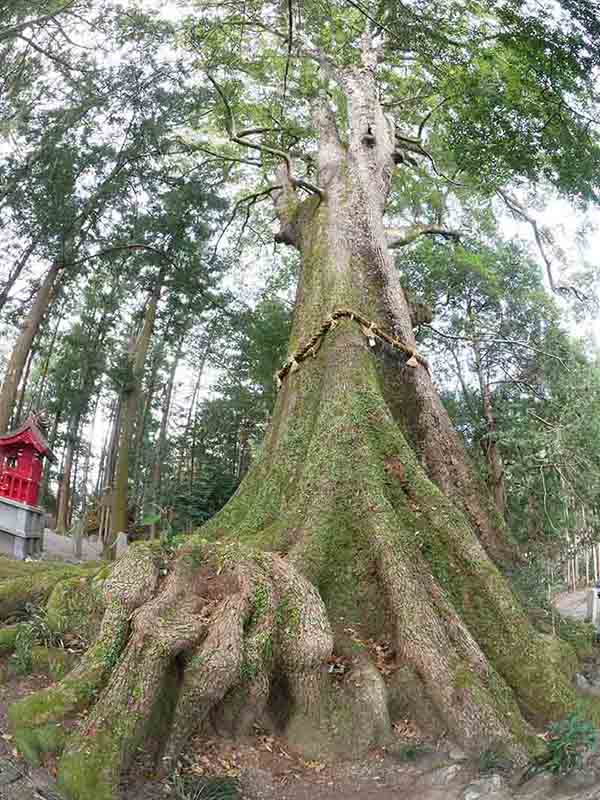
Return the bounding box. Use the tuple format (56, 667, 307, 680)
(4, 2, 600, 798)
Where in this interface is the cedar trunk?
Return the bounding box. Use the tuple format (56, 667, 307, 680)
(0, 262, 61, 433)
(4, 46, 594, 800)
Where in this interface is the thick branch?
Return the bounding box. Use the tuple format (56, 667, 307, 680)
(386, 224, 460, 249)
(496, 190, 586, 302)
(496, 189, 557, 290)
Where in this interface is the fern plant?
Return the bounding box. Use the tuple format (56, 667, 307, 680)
(542, 713, 597, 774)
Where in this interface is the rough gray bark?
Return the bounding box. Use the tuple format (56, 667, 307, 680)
(0, 262, 62, 433)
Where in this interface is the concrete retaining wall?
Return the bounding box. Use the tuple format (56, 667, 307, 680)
(0, 497, 44, 559)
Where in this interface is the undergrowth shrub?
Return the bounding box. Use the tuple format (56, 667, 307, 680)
(171, 774, 242, 800)
(541, 713, 596, 774)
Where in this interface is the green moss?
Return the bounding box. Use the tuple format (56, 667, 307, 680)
(46, 575, 105, 643)
(30, 646, 77, 681)
(58, 732, 118, 800)
(9, 613, 128, 764)
(240, 658, 259, 682)
(0, 625, 20, 655)
(556, 617, 595, 658)
(253, 582, 271, 618)
(14, 722, 66, 766)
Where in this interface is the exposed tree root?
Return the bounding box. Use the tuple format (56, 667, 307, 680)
(0, 559, 98, 620)
(2, 343, 598, 799)
(7, 548, 159, 766)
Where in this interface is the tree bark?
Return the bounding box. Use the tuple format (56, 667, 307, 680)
(56, 412, 80, 535)
(474, 342, 506, 517)
(0, 261, 62, 433)
(109, 268, 164, 554)
(149, 346, 180, 538)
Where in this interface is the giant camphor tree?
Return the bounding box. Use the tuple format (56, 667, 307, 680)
(4, 1, 600, 798)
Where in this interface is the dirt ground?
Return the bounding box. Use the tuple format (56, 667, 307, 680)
(2, 649, 600, 800)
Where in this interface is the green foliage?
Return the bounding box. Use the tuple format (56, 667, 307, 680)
(478, 747, 513, 775)
(10, 603, 63, 676)
(539, 713, 597, 774)
(171, 774, 242, 800)
(12, 625, 36, 676)
(391, 743, 428, 762)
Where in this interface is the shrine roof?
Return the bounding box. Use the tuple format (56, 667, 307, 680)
(0, 416, 57, 462)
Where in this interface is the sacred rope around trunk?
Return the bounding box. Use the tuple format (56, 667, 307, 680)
(275, 308, 429, 388)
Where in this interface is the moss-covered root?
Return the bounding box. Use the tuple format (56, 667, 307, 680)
(58, 552, 233, 799)
(55, 548, 336, 800)
(369, 507, 538, 762)
(9, 545, 159, 766)
(0, 563, 98, 621)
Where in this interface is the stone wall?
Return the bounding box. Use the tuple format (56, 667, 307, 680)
(0, 497, 44, 559)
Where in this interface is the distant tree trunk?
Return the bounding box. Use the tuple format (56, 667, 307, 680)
(41, 404, 62, 503)
(32, 313, 63, 412)
(0, 261, 62, 433)
(56, 413, 80, 534)
(109, 269, 165, 556)
(70, 421, 83, 528)
(81, 396, 100, 517)
(149, 347, 180, 538)
(474, 342, 505, 517)
(0, 238, 38, 314)
(133, 344, 163, 509)
(12, 345, 35, 428)
(176, 333, 212, 487)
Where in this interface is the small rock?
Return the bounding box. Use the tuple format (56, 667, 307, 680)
(557, 768, 598, 791)
(421, 763, 463, 786)
(575, 673, 591, 690)
(463, 774, 509, 800)
(449, 748, 468, 761)
(514, 772, 554, 797)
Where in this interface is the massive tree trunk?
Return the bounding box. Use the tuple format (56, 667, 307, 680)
(4, 41, 594, 800)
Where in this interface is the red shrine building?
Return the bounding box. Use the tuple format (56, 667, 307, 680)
(0, 415, 55, 559)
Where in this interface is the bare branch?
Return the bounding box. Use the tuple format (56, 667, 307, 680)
(417, 97, 450, 140)
(386, 223, 460, 249)
(68, 243, 178, 269)
(394, 130, 463, 186)
(211, 185, 283, 258)
(496, 189, 556, 290)
(206, 72, 325, 201)
(282, 0, 294, 104)
(495, 189, 587, 302)
(423, 325, 570, 370)
(206, 72, 294, 176)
